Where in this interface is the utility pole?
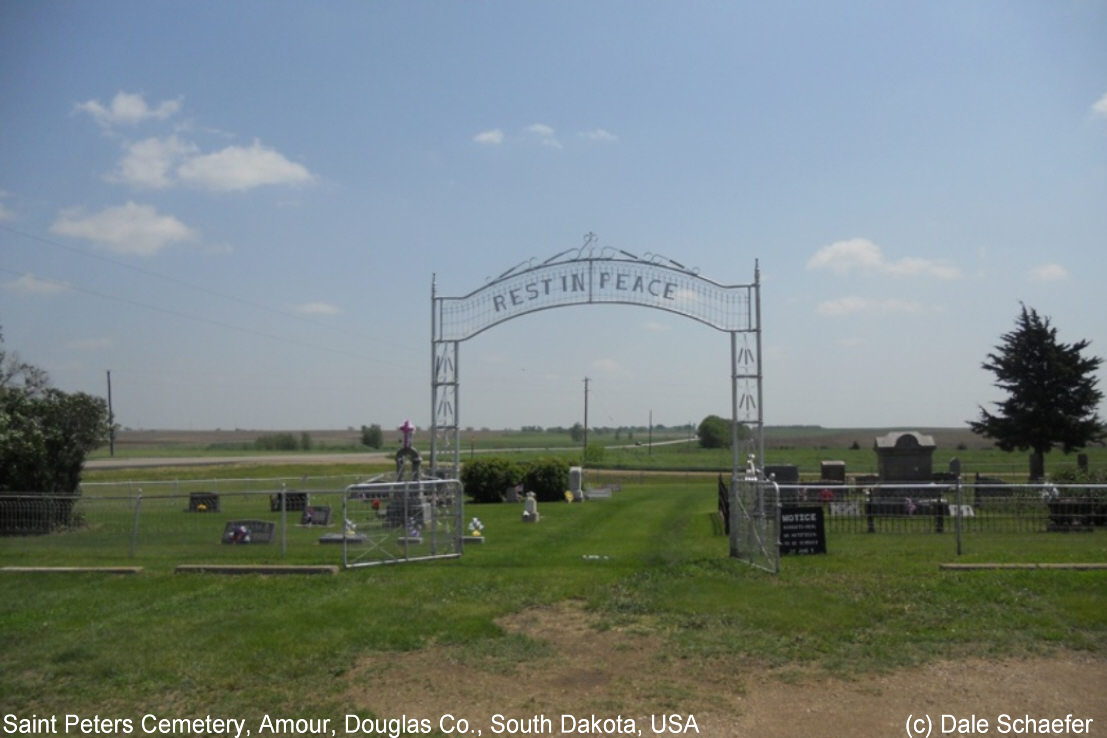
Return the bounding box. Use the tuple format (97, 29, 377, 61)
(582, 377, 590, 463)
(106, 370, 115, 457)
(649, 409, 653, 456)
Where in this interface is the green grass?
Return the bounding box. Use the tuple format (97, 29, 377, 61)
(2, 477, 1105, 724)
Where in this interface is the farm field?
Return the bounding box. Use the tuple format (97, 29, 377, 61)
(2, 475, 1105, 737)
(87, 425, 1106, 482)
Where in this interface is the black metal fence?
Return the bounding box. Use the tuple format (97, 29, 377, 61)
(774, 481, 1107, 535)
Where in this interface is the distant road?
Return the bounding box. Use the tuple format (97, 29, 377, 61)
(85, 438, 696, 470)
(85, 452, 392, 470)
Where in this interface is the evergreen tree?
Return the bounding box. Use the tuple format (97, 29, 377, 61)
(969, 304, 1104, 477)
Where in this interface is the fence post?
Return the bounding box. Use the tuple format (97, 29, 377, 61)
(130, 489, 142, 558)
(280, 483, 287, 558)
(951, 458, 963, 556)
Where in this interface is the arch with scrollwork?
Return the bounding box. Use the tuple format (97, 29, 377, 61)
(431, 232, 763, 495)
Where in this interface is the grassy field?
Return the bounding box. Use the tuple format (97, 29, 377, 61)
(2, 475, 1105, 731)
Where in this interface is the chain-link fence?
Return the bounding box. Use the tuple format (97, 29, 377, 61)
(0, 474, 463, 568)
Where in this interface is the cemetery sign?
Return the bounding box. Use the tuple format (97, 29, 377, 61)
(436, 236, 756, 342)
(778, 506, 827, 555)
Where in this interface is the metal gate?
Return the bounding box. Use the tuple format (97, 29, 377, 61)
(341, 477, 463, 568)
(730, 470, 780, 574)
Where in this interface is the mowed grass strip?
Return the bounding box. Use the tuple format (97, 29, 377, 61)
(1, 478, 1104, 721)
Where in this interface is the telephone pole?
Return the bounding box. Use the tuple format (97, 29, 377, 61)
(106, 370, 115, 457)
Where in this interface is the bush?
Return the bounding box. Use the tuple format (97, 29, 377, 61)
(461, 457, 523, 503)
(697, 415, 730, 449)
(360, 424, 383, 449)
(523, 457, 570, 503)
(254, 433, 299, 451)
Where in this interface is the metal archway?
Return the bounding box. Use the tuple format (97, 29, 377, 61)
(430, 235, 767, 564)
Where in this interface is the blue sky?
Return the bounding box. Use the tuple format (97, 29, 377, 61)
(2, 1, 1105, 432)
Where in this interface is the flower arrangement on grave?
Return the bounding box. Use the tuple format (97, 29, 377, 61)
(344, 518, 358, 537)
(468, 517, 484, 537)
(196, 503, 207, 512)
(407, 517, 422, 538)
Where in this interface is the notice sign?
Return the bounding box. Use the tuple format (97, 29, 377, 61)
(779, 506, 826, 555)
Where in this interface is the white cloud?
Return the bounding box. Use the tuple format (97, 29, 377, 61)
(525, 123, 561, 148)
(50, 202, 196, 256)
(1028, 263, 1069, 282)
(1092, 92, 1107, 119)
(75, 91, 182, 128)
(815, 296, 928, 316)
(592, 358, 622, 373)
(4, 272, 69, 295)
(806, 238, 961, 279)
(580, 128, 619, 142)
(177, 139, 316, 192)
(108, 135, 196, 189)
(294, 301, 342, 316)
(473, 129, 504, 145)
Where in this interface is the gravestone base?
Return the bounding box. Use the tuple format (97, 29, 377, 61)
(463, 535, 485, 544)
(318, 533, 367, 544)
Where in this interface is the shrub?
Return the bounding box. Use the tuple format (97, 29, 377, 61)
(697, 415, 730, 449)
(360, 424, 383, 449)
(523, 457, 570, 503)
(254, 433, 298, 451)
(461, 457, 523, 503)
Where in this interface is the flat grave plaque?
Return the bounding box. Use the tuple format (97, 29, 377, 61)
(189, 492, 220, 513)
(301, 505, 331, 526)
(222, 519, 275, 544)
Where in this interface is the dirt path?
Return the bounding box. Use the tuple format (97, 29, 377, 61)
(345, 602, 1105, 737)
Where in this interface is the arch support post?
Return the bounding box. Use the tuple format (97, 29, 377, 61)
(431, 277, 460, 480)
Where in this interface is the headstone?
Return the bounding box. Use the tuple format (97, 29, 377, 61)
(820, 461, 846, 483)
(300, 505, 331, 526)
(221, 519, 275, 544)
(521, 491, 540, 522)
(778, 506, 826, 555)
(873, 431, 936, 482)
(764, 464, 799, 483)
(189, 492, 220, 513)
(395, 419, 422, 480)
(569, 466, 583, 501)
(385, 485, 431, 529)
(1078, 453, 1089, 473)
(270, 491, 308, 512)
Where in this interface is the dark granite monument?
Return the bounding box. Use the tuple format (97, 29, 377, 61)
(873, 431, 935, 482)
